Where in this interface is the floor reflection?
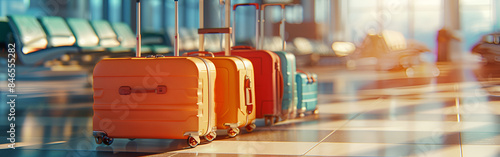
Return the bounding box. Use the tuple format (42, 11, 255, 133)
(1, 62, 499, 156)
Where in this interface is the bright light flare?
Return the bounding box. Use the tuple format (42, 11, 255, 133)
(332, 42, 356, 57)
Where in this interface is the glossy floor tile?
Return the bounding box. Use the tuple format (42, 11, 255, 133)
(1, 62, 500, 156)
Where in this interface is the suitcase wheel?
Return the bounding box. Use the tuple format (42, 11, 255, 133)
(280, 114, 289, 121)
(264, 116, 275, 126)
(274, 116, 280, 123)
(129, 138, 136, 141)
(103, 136, 114, 145)
(227, 128, 240, 138)
(204, 131, 217, 142)
(187, 136, 199, 148)
(94, 136, 103, 144)
(245, 123, 256, 132)
(299, 113, 305, 118)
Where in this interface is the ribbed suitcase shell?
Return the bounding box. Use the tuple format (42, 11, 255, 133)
(296, 72, 318, 116)
(217, 49, 283, 125)
(274, 51, 298, 120)
(93, 57, 216, 140)
(187, 54, 257, 135)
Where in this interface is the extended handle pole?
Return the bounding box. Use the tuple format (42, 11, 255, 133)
(199, 0, 204, 51)
(136, 0, 141, 57)
(280, 6, 285, 51)
(224, 0, 231, 56)
(260, 4, 286, 51)
(174, 0, 179, 56)
(232, 3, 259, 50)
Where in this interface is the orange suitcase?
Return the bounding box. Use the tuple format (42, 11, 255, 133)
(184, 3, 257, 137)
(92, 0, 216, 148)
(184, 51, 256, 137)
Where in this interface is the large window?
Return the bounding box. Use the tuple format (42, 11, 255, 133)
(346, 0, 441, 51)
(461, 0, 494, 51)
(413, 0, 441, 52)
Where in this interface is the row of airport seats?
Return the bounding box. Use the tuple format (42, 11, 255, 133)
(1, 15, 172, 67)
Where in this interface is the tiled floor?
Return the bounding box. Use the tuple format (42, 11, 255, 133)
(1, 62, 500, 156)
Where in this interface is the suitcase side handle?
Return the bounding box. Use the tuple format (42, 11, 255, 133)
(233, 3, 259, 10)
(297, 70, 316, 83)
(118, 85, 167, 95)
(182, 51, 215, 57)
(278, 70, 284, 101)
(244, 76, 254, 114)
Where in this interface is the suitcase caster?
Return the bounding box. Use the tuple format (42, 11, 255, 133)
(245, 123, 256, 132)
(93, 131, 111, 145)
(265, 116, 278, 126)
(94, 136, 103, 144)
(227, 128, 240, 138)
(280, 114, 289, 121)
(128, 138, 136, 141)
(264, 116, 273, 126)
(299, 113, 305, 118)
(103, 136, 114, 145)
(187, 136, 200, 148)
(204, 131, 217, 142)
(274, 116, 280, 123)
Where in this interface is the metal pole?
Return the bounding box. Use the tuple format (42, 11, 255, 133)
(255, 8, 259, 49)
(260, 9, 265, 49)
(225, 0, 231, 56)
(136, 0, 141, 57)
(199, 0, 205, 51)
(175, 0, 180, 56)
(281, 7, 286, 51)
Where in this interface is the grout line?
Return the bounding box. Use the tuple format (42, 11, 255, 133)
(459, 132, 463, 157)
(301, 97, 384, 156)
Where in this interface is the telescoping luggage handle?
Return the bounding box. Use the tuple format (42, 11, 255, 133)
(231, 3, 259, 50)
(260, 4, 286, 51)
(199, 0, 231, 56)
(136, 0, 142, 57)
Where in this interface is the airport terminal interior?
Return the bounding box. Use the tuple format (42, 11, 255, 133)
(1, 0, 500, 156)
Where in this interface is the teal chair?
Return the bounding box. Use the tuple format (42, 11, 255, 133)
(7, 15, 78, 65)
(112, 22, 171, 54)
(91, 20, 151, 54)
(66, 18, 107, 53)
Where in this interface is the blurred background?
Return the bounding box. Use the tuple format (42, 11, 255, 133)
(1, 0, 498, 69)
(1, 0, 500, 156)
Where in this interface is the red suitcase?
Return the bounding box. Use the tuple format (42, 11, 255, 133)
(216, 3, 283, 126)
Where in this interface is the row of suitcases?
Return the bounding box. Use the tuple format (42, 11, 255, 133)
(92, 0, 318, 148)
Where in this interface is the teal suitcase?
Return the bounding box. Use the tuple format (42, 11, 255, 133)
(296, 70, 318, 117)
(259, 4, 299, 120)
(275, 51, 298, 120)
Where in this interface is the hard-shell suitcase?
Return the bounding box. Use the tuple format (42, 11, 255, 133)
(296, 70, 319, 117)
(275, 51, 298, 119)
(185, 51, 256, 137)
(218, 3, 283, 126)
(183, 2, 257, 137)
(260, 4, 298, 120)
(92, 0, 216, 148)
